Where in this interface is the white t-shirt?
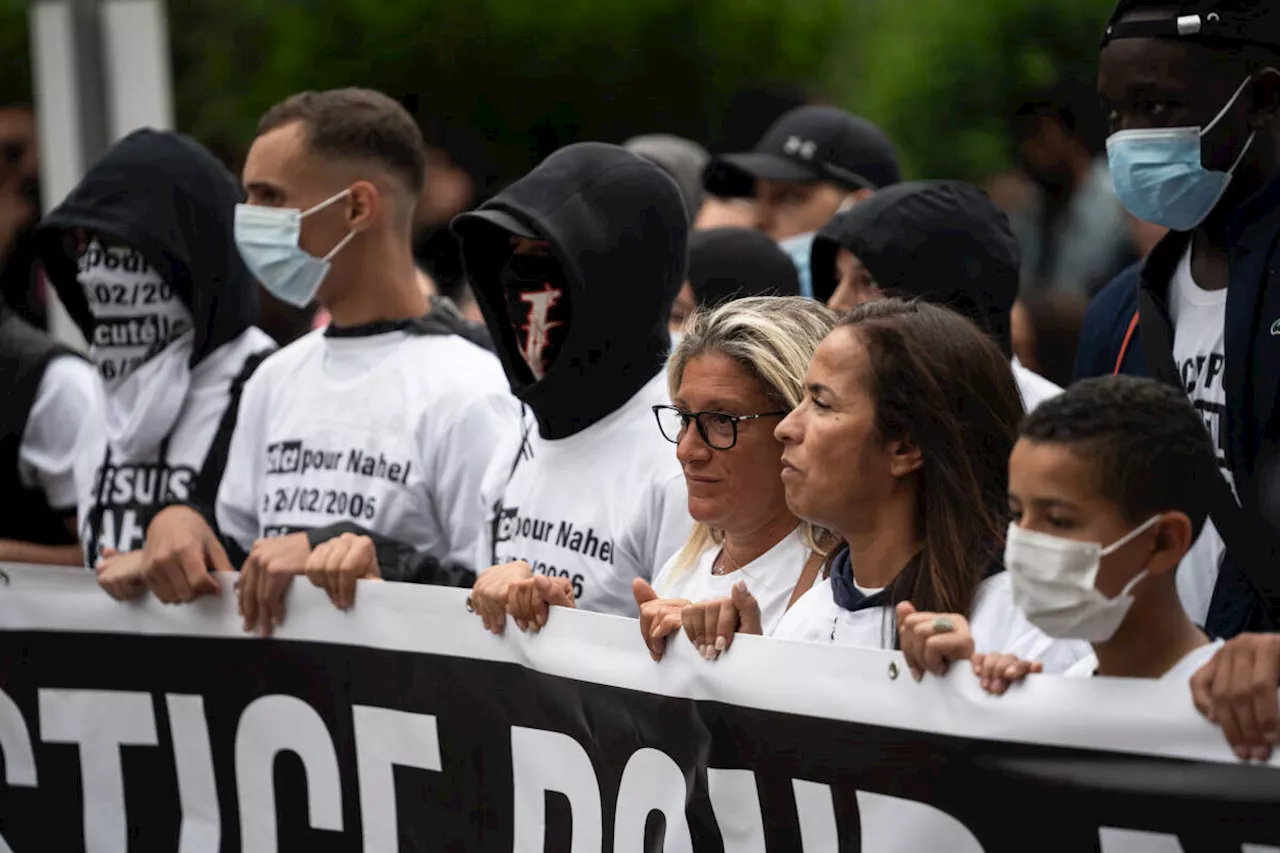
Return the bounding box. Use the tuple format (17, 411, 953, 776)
(1168, 245, 1229, 626)
(1011, 356, 1062, 412)
(477, 371, 692, 617)
(652, 526, 811, 635)
(76, 328, 276, 563)
(216, 327, 517, 568)
(774, 570, 1091, 673)
(1064, 639, 1225, 680)
(20, 355, 98, 514)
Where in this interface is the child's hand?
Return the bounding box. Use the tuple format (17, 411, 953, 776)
(971, 653, 1043, 695)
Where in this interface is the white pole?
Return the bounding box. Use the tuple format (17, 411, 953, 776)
(30, 0, 88, 350)
(100, 0, 174, 136)
(27, 0, 174, 350)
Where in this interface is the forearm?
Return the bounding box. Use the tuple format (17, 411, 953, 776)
(0, 540, 84, 567)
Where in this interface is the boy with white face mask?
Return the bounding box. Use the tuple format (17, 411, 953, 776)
(900, 376, 1221, 690)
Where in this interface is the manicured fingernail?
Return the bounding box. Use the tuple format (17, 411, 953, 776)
(703, 646, 715, 661)
(715, 636, 727, 652)
(912, 669, 922, 682)
(697, 644, 706, 658)
(537, 612, 547, 627)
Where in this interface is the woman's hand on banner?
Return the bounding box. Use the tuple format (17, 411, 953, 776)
(970, 653, 1043, 696)
(1190, 633, 1280, 762)
(238, 533, 312, 637)
(96, 547, 147, 601)
(141, 506, 229, 604)
(468, 561, 534, 635)
(505, 575, 575, 633)
(633, 579, 690, 662)
(304, 533, 380, 612)
(680, 580, 763, 662)
(896, 602, 974, 681)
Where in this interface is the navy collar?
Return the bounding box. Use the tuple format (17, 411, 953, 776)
(325, 317, 420, 338)
(827, 545, 1002, 614)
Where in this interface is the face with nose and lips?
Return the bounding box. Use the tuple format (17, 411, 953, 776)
(775, 326, 916, 535)
(673, 351, 791, 533)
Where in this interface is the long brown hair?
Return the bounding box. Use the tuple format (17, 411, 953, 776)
(837, 299, 1022, 618)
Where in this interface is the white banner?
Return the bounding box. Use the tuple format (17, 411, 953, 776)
(0, 564, 1277, 852)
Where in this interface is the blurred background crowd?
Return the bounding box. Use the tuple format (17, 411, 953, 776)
(0, 0, 1158, 387)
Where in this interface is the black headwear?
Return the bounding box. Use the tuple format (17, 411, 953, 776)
(687, 227, 800, 308)
(811, 181, 1020, 358)
(1103, 0, 1280, 49)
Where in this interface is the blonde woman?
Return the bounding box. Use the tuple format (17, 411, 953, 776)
(635, 296, 839, 661)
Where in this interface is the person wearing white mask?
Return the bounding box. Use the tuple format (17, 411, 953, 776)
(139, 89, 516, 633)
(701, 106, 901, 298)
(898, 376, 1223, 696)
(32, 130, 278, 586)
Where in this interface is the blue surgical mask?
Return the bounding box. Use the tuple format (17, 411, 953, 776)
(234, 189, 357, 308)
(1106, 75, 1257, 232)
(778, 231, 817, 298)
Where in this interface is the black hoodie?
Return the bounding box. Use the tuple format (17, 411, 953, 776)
(34, 128, 260, 367)
(30, 129, 276, 561)
(810, 180, 1020, 358)
(453, 142, 689, 439)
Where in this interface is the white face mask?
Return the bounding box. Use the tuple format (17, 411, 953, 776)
(78, 240, 194, 459)
(1004, 514, 1161, 642)
(234, 189, 357, 308)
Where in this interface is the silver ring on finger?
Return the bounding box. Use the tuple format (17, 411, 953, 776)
(931, 615, 954, 633)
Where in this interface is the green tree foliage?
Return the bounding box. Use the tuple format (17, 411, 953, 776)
(832, 0, 1119, 181)
(168, 0, 842, 180)
(0, 0, 1121, 184)
(0, 0, 31, 107)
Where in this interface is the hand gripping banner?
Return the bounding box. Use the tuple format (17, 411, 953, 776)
(0, 565, 1277, 852)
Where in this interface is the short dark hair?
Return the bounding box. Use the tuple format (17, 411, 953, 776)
(1019, 375, 1219, 538)
(258, 88, 426, 195)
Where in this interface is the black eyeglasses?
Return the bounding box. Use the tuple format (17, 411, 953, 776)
(652, 405, 788, 451)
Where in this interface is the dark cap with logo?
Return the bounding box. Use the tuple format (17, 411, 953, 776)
(1103, 0, 1280, 49)
(703, 106, 902, 199)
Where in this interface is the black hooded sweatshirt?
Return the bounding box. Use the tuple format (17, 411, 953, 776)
(810, 180, 1020, 358)
(443, 143, 694, 615)
(454, 142, 689, 439)
(32, 129, 277, 562)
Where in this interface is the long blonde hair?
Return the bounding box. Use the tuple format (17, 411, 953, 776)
(666, 296, 840, 571)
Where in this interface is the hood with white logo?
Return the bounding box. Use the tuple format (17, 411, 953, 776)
(453, 142, 688, 439)
(33, 129, 259, 367)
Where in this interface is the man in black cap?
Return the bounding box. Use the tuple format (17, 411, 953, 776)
(809, 180, 1062, 412)
(703, 106, 901, 298)
(669, 227, 800, 334)
(1073, 0, 1280, 646)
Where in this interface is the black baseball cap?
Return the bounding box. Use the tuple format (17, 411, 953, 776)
(704, 106, 902, 199)
(1103, 0, 1280, 49)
